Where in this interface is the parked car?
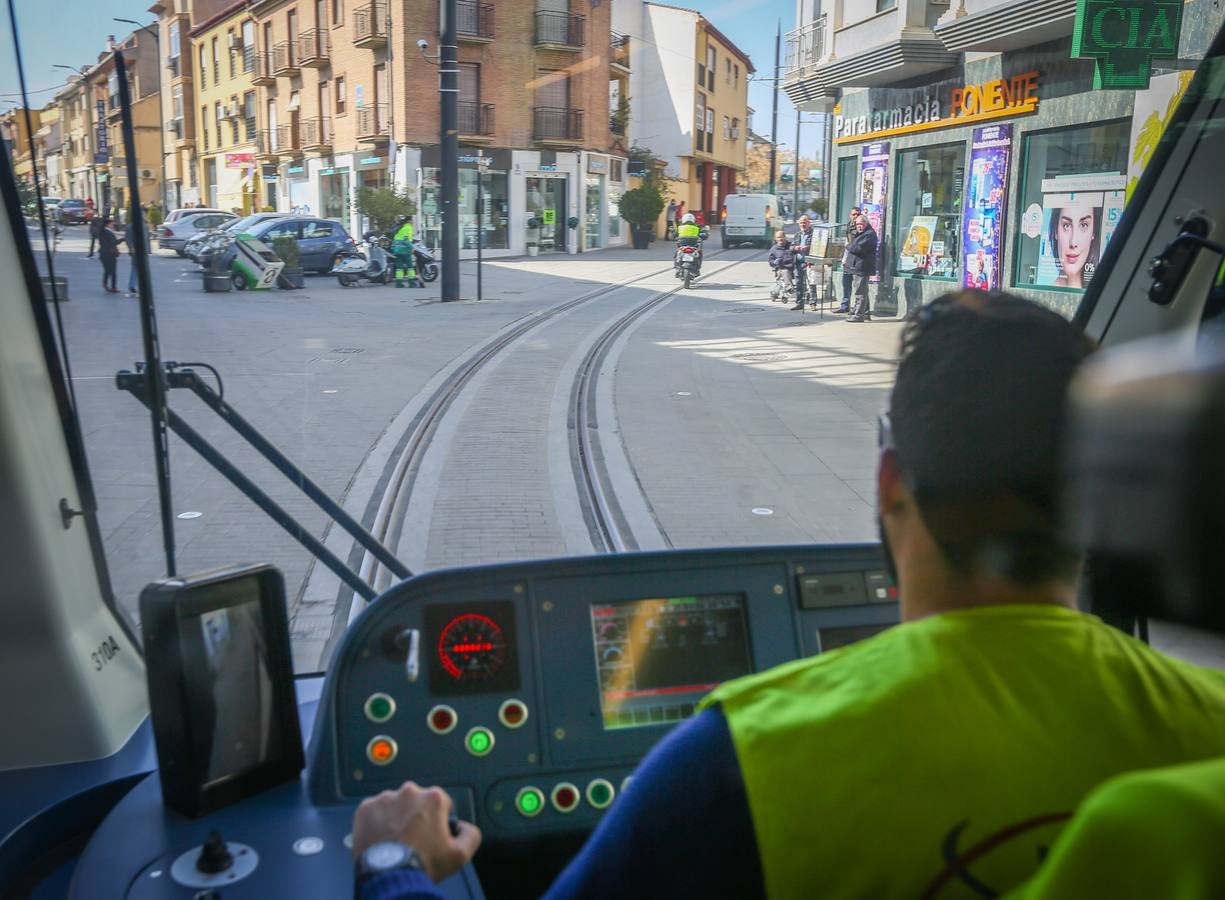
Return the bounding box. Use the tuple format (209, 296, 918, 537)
(158, 211, 237, 255)
(205, 217, 356, 275)
(163, 206, 229, 224)
(185, 212, 287, 263)
(57, 199, 91, 225)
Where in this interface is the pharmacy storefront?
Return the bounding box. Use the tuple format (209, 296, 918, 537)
(828, 2, 1220, 318)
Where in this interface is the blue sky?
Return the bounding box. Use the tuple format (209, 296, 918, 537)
(0, 0, 822, 159)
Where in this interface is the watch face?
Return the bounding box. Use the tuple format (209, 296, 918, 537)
(365, 842, 408, 871)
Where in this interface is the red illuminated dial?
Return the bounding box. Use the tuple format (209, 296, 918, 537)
(438, 614, 508, 683)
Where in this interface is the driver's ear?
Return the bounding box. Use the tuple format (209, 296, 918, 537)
(878, 450, 909, 518)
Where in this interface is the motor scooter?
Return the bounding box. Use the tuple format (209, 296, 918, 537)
(413, 239, 439, 283)
(331, 232, 393, 287)
(673, 227, 709, 289)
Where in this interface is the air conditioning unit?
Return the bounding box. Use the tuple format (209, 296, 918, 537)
(228, 101, 242, 118)
(164, 119, 178, 132)
(141, 169, 154, 179)
(228, 33, 242, 50)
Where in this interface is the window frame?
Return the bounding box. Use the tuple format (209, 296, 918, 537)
(335, 75, 346, 116)
(890, 140, 966, 283)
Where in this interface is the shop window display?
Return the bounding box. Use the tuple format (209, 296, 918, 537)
(893, 144, 963, 280)
(1013, 120, 1129, 292)
(421, 168, 509, 251)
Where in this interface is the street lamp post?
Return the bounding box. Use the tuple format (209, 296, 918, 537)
(439, 0, 460, 301)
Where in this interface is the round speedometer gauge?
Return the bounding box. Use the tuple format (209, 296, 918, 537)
(438, 614, 508, 683)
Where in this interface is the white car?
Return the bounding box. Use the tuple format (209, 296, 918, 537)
(157, 211, 237, 255)
(162, 206, 229, 224)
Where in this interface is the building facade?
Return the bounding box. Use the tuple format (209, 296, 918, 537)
(612, 0, 753, 227)
(191, 0, 261, 213)
(56, 77, 98, 202)
(0, 108, 40, 193)
(785, 0, 1225, 318)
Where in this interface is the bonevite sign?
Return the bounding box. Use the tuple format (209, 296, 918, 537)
(835, 72, 1040, 144)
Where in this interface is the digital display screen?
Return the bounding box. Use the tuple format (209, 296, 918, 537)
(425, 601, 521, 696)
(180, 582, 284, 788)
(816, 623, 891, 653)
(591, 594, 752, 730)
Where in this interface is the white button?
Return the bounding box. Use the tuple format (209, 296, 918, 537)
(293, 837, 324, 855)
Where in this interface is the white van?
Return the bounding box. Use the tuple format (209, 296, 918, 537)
(720, 194, 789, 248)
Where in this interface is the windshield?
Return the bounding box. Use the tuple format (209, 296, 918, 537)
(5, 0, 1225, 675)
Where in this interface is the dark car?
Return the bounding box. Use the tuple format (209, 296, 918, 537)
(204, 216, 355, 274)
(57, 199, 92, 225)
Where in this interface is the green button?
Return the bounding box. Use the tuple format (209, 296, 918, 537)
(515, 787, 544, 817)
(586, 779, 614, 809)
(466, 726, 494, 757)
(364, 693, 395, 723)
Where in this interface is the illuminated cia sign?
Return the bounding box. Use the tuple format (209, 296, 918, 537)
(1071, 0, 1184, 90)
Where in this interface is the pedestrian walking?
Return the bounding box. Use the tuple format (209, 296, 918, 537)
(96, 217, 121, 293)
(845, 214, 878, 323)
(790, 214, 815, 311)
(837, 206, 862, 313)
(665, 200, 678, 240)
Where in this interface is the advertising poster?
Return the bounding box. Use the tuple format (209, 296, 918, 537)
(1127, 70, 1194, 201)
(961, 124, 1012, 292)
(1034, 174, 1126, 290)
(859, 142, 890, 283)
(898, 215, 938, 272)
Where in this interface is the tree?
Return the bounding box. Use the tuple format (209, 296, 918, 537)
(352, 185, 417, 236)
(612, 94, 631, 138)
(743, 142, 825, 195)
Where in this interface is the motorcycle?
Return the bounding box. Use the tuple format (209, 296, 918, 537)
(331, 232, 393, 287)
(413, 239, 439, 283)
(674, 228, 709, 289)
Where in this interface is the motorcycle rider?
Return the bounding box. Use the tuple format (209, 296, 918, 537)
(676, 212, 703, 278)
(390, 215, 425, 289)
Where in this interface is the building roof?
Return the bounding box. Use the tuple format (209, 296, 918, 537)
(644, 1, 756, 73)
(190, 0, 248, 37)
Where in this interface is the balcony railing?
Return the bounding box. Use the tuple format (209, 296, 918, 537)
(456, 1, 493, 40)
(783, 15, 826, 83)
(610, 31, 630, 70)
(354, 1, 388, 47)
(275, 122, 301, 154)
(356, 104, 389, 141)
(272, 41, 298, 76)
(301, 116, 332, 151)
(535, 10, 584, 48)
(298, 29, 329, 67)
(256, 129, 279, 158)
(251, 51, 275, 85)
(458, 102, 494, 136)
(533, 106, 583, 142)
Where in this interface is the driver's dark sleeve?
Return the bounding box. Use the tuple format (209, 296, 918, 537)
(358, 868, 441, 900)
(545, 705, 764, 899)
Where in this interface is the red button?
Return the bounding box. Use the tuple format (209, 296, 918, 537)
(498, 699, 529, 729)
(427, 705, 458, 735)
(551, 783, 580, 813)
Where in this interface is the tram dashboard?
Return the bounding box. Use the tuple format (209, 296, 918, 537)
(69, 544, 898, 899)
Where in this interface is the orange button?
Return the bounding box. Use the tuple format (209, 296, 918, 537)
(367, 735, 398, 765)
(498, 699, 529, 729)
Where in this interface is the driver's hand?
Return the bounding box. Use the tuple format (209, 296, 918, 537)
(352, 781, 482, 883)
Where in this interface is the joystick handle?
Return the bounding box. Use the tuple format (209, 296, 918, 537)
(448, 812, 461, 838)
(196, 831, 234, 874)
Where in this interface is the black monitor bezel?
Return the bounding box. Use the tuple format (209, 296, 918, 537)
(140, 564, 304, 819)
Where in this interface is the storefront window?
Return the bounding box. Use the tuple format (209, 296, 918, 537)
(526, 176, 567, 252)
(1013, 120, 1129, 292)
(421, 168, 509, 251)
(585, 175, 604, 249)
(835, 156, 858, 225)
(319, 167, 350, 222)
(608, 186, 621, 238)
(892, 143, 963, 280)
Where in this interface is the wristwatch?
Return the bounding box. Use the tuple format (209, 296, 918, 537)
(356, 841, 423, 886)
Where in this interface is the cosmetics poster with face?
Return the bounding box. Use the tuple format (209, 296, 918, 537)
(860, 142, 890, 283)
(1035, 174, 1126, 290)
(962, 125, 1012, 291)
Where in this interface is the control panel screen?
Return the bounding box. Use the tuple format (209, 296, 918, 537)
(425, 601, 521, 696)
(590, 594, 751, 730)
(816, 623, 891, 653)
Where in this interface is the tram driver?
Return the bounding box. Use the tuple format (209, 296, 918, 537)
(350, 291, 1225, 898)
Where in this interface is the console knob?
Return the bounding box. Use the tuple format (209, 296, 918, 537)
(195, 832, 234, 875)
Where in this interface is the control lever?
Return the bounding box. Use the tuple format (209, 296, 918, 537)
(395, 628, 420, 683)
(196, 831, 233, 874)
(449, 812, 461, 837)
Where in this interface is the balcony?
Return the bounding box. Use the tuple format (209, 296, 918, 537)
(251, 51, 275, 85)
(533, 106, 583, 143)
(456, 1, 493, 41)
(356, 104, 390, 142)
(256, 129, 279, 161)
(272, 42, 298, 76)
(610, 31, 630, 73)
(301, 116, 332, 152)
(354, 1, 388, 48)
(535, 11, 584, 49)
(934, 0, 1076, 53)
(275, 122, 301, 155)
(457, 102, 494, 137)
(298, 29, 329, 67)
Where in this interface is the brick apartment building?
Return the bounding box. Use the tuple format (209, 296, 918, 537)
(242, 0, 629, 254)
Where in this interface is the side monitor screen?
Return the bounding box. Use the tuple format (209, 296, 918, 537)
(590, 594, 751, 730)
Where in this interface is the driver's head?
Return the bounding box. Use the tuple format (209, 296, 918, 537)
(880, 292, 1095, 615)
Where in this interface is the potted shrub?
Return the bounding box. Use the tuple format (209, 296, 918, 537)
(620, 184, 665, 250)
(272, 234, 305, 289)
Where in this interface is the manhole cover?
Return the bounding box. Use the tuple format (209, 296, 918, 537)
(330, 347, 364, 354)
(731, 352, 790, 362)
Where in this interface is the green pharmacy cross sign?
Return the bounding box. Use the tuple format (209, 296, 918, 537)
(1072, 0, 1184, 90)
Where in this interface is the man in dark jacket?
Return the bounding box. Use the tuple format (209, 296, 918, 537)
(837, 206, 862, 313)
(845, 215, 878, 322)
(790, 214, 816, 311)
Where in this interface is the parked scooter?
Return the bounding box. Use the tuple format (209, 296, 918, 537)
(413, 239, 439, 283)
(331, 232, 393, 287)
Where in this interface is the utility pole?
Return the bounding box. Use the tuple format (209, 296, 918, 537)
(792, 109, 801, 220)
(768, 22, 780, 195)
(439, 0, 460, 301)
